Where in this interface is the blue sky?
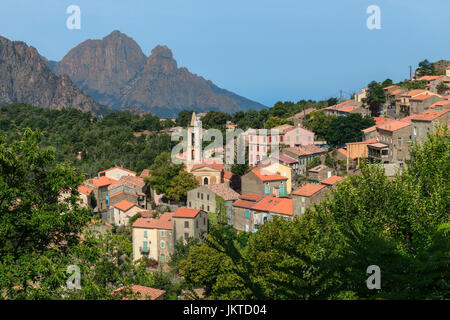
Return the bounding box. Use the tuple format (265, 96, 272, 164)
(1, 0, 449, 107)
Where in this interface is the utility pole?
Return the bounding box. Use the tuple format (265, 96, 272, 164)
(339, 89, 343, 103)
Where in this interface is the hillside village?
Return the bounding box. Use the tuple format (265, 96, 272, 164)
(64, 65, 450, 298)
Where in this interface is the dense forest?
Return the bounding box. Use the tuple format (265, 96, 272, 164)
(0, 104, 175, 177)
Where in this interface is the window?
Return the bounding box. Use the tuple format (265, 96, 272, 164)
(301, 207, 305, 214)
(398, 137, 402, 146)
(160, 230, 165, 237)
(202, 204, 204, 210)
(189, 201, 191, 207)
(245, 224, 249, 232)
(160, 254, 165, 264)
(203, 177, 209, 185)
(301, 196, 305, 203)
(245, 209, 250, 218)
(207, 205, 210, 211)
(144, 231, 148, 238)
(207, 194, 209, 201)
(143, 241, 148, 250)
(197, 192, 200, 198)
(184, 233, 189, 240)
(201, 193, 203, 200)
(160, 240, 165, 249)
(265, 184, 269, 195)
(184, 221, 189, 228)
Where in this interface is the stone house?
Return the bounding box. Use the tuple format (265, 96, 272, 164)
(283, 145, 327, 175)
(187, 183, 240, 226)
(367, 119, 411, 167)
(291, 183, 329, 216)
(402, 109, 448, 143)
(256, 162, 293, 194)
(172, 208, 208, 244)
(83, 176, 117, 213)
(241, 168, 288, 197)
(308, 164, 333, 182)
(111, 199, 146, 226)
(232, 193, 292, 233)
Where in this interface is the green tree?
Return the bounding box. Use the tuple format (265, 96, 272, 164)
(165, 170, 199, 202)
(146, 152, 183, 196)
(416, 59, 435, 77)
(264, 116, 292, 129)
(176, 110, 194, 127)
(366, 81, 386, 117)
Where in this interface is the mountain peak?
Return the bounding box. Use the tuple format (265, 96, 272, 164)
(150, 45, 173, 59)
(103, 30, 129, 40)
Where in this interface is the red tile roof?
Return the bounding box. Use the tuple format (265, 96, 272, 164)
(98, 166, 136, 175)
(389, 89, 404, 96)
(251, 197, 293, 216)
(85, 176, 117, 187)
(173, 208, 201, 218)
(232, 199, 257, 209)
(401, 89, 427, 97)
(191, 161, 224, 171)
(78, 185, 92, 196)
(109, 190, 138, 199)
(410, 94, 434, 101)
(114, 285, 165, 300)
(376, 119, 410, 132)
(223, 170, 233, 180)
(292, 183, 326, 197)
(417, 75, 444, 82)
(430, 100, 450, 108)
(240, 193, 265, 202)
(337, 148, 347, 156)
(252, 169, 287, 182)
(132, 212, 173, 230)
(113, 200, 136, 212)
(284, 145, 325, 157)
(139, 169, 151, 178)
(407, 110, 448, 122)
(321, 176, 344, 186)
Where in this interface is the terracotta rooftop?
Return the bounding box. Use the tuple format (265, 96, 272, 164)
(191, 162, 224, 171)
(205, 183, 240, 201)
(251, 197, 293, 216)
(223, 170, 233, 180)
(109, 190, 138, 199)
(362, 125, 377, 133)
(337, 148, 347, 156)
(389, 89, 405, 96)
(113, 200, 136, 212)
(320, 176, 344, 186)
(113, 285, 165, 300)
(376, 119, 410, 132)
(77, 185, 93, 196)
(173, 208, 202, 218)
(240, 193, 265, 202)
(401, 89, 427, 97)
(132, 212, 173, 230)
(430, 100, 450, 108)
(416, 75, 444, 81)
(292, 183, 326, 197)
(407, 110, 448, 122)
(139, 169, 151, 178)
(232, 199, 258, 209)
(85, 176, 117, 187)
(410, 94, 435, 101)
(252, 169, 287, 182)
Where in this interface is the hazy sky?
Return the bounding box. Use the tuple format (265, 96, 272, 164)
(1, 0, 449, 107)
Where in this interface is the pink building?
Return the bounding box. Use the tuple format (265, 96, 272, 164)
(283, 125, 315, 147)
